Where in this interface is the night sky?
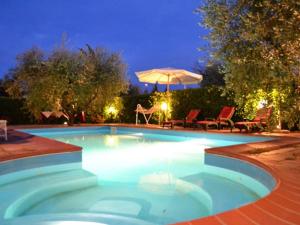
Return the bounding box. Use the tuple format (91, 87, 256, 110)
(0, 0, 207, 89)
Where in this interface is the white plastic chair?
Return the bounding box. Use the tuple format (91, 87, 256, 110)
(0, 120, 7, 141)
(135, 104, 160, 125)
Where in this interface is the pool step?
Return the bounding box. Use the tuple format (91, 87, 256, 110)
(0, 162, 82, 186)
(0, 168, 98, 223)
(2, 213, 158, 225)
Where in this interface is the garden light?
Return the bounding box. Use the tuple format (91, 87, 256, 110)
(258, 99, 267, 109)
(107, 106, 117, 115)
(161, 102, 168, 111)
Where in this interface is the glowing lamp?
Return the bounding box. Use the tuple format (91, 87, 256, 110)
(107, 106, 117, 114)
(161, 102, 168, 111)
(258, 100, 267, 109)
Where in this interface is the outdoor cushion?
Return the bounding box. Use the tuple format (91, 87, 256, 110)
(196, 106, 235, 130)
(171, 109, 201, 125)
(235, 107, 272, 132)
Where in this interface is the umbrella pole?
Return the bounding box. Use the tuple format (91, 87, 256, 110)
(166, 84, 170, 122)
(167, 75, 170, 92)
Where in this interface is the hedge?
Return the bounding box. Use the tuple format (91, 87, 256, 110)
(120, 86, 240, 124)
(172, 87, 233, 120)
(120, 94, 152, 123)
(0, 97, 34, 124)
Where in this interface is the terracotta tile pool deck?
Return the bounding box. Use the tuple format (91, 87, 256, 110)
(1, 124, 300, 225)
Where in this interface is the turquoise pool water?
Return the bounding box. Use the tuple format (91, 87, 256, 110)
(0, 127, 275, 225)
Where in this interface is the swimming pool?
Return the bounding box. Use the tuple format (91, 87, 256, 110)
(0, 126, 275, 225)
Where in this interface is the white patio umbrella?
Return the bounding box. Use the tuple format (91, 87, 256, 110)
(135, 68, 203, 92)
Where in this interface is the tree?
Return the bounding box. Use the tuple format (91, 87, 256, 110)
(151, 82, 159, 93)
(5, 45, 128, 125)
(0, 77, 10, 97)
(197, 0, 300, 129)
(126, 84, 140, 96)
(194, 62, 225, 87)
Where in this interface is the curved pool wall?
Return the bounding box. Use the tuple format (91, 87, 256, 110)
(0, 126, 276, 225)
(205, 154, 275, 191)
(0, 151, 82, 178)
(0, 152, 276, 225)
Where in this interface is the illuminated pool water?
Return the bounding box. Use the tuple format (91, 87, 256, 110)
(0, 127, 275, 225)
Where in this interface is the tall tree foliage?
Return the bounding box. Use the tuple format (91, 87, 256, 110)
(197, 0, 300, 128)
(5, 45, 128, 124)
(194, 62, 225, 87)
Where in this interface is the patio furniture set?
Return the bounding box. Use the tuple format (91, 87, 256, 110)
(135, 68, 272, 132)
(159, 106, 272, 132)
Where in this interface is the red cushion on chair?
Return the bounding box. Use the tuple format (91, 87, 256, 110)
(186, 109, 201, 122)
(218, 106, 235, 120)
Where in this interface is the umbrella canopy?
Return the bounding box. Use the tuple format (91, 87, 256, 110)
(135, 68, 203, 91)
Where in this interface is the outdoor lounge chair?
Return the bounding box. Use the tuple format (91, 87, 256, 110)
(196, 106, 235, 131)
(0, 120, 7, 141)
(41, 111, 69, 120)
(163, 109, 201, 128)
(135, 104, 160, 125)
(41, 111, 69, 124)
(235, 107, 272, 132)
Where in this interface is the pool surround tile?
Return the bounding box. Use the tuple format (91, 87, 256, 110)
(238, 204, 292, 225)
(190, 216, 223, 225)
(0, 129, 81, 162)
(255, 198, 300, 223)
(216, 209, 258, 225)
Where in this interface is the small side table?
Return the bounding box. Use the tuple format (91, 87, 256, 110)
(162, 121, 174, 129)
(0, 120, 7, 141)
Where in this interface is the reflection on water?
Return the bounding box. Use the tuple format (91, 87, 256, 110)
(103, 135, 120, 147)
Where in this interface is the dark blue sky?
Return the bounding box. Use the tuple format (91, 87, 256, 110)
(0, 0, 207, 88)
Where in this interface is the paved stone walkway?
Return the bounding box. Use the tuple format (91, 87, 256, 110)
(0, 128, 80, 161)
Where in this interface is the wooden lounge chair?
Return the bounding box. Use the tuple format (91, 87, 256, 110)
(196, 106, 235, 131)
(0, 120, 7, 141)
(135, 104, 160, 125)
(163, 109, 201, 128)
(235, 107, 272, 132)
